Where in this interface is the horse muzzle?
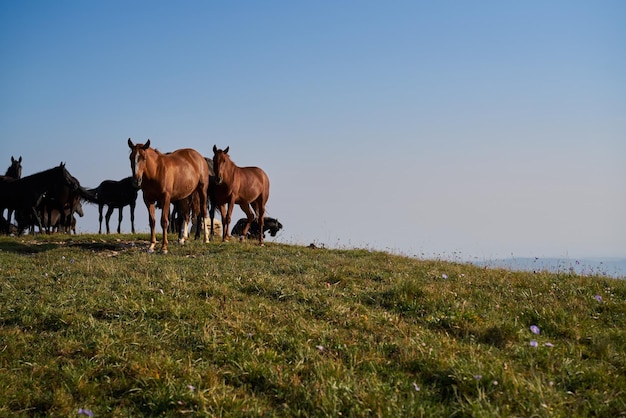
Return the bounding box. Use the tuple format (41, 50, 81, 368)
(132, 177, 142, 188)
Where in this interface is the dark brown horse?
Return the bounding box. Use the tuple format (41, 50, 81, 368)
(211, 145, 270, 245)
(128, 138, 209, 253)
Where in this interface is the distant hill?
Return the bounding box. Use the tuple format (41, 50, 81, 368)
(475, 257, 626, 279)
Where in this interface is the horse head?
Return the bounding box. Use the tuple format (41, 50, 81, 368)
(128, 138, 151, 188)
(7, 156, 22, 179)
(212, 145, 230, 185)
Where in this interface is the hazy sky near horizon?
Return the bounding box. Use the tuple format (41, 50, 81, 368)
(1, 1, 624, 259)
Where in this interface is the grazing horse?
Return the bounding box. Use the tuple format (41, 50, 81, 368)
(128, 138, 209, 253)
(211, 145, 271, 245)
(0, 156, 23, 232)
(86, 177, 139, 234)
(0, 163, 80, 235)
(231, 216, 283, 240)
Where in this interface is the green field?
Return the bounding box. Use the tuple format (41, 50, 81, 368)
(1, 235, 625, 417)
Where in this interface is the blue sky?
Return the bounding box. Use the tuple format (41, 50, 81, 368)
(1, 1, 624, 260)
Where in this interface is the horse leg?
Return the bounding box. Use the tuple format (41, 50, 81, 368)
(177, 201, 189, 245)
(208, 201, 216, 241)
(30, 206, 44, 235)
(115, 207, 122, 234)
(130, 202, 136, 234)
(160, 197, 171, 254)
(146, 200, 157, 253)
(256, 200, 266, 246)
(198, 186, 209, 244)
(105, 206, 115, 234)
(222, 203, 232, 241)
(98, 204, 104, 234)
(238, 203, 256, 241)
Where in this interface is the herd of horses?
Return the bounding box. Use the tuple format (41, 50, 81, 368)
(0, 140, 282, 252)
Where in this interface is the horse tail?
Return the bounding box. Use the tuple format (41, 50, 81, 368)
(79, 186, 99, 203)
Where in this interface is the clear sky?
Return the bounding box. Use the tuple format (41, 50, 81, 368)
(1, 1, 624, 260)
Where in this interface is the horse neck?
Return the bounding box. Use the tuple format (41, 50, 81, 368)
(5, 165, 20, 179)
(221, 156, 238, 182)
(142, 148, 163, 180)
(13, 167, 61, 193)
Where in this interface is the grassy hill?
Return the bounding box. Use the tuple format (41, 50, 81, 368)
(1, 234, 625, 417)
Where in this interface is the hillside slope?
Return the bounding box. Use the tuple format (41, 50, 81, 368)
(1, 235, 625, 416)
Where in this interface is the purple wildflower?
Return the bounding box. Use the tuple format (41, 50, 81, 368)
(544, 342, 554, 347)
(594, 295, 603, 302)
(530, 325, 540, 335)
(442, 274, 448, 279)
(474, 374, 482, 380)
(530, 340, 538, 347)
(412, 382, 420, 391)
(78, 408, 94, 417)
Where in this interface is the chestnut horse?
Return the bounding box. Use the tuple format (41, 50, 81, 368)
(211, 145, 270, 245)
(128, 138, 209, 253)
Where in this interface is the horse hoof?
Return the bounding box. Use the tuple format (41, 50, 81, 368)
(162, 249, 168, 254)
(147, 248, 154, 254)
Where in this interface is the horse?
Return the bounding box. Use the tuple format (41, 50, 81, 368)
(0, 163, 80, 235)
(86, 177, 139, 234)
(0, 156, 23, 232)
(40, 171, 91, 234)
(40, 200, 84, 234)
(128, 138, 210, 253)
(231, 216, 282, 240)
(211, 145, 271, 245)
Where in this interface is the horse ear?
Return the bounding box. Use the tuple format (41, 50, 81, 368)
(224, 146, 229, 154)
(143, 139, 151, 150)
(128, 138, 134, 148)
(213, 145, 218, 154)
(18, 156, 22, 163)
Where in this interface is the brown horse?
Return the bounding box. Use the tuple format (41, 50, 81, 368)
(128, 138, 210, 253)
(211, 145, 270, 245)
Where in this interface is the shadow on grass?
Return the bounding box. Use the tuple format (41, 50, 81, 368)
(0, 240, 58, 253)
(0, 237, 149, 254)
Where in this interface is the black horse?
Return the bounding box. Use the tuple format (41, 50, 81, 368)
(0, 163, 80, 235)
(231, 216, 283, 239)
(40, 171, 92, 234)
(86, 177, 139, 234)
(0, 156, 23, 232)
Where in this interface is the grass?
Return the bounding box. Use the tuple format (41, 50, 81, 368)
(0, 234, 625, 417)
